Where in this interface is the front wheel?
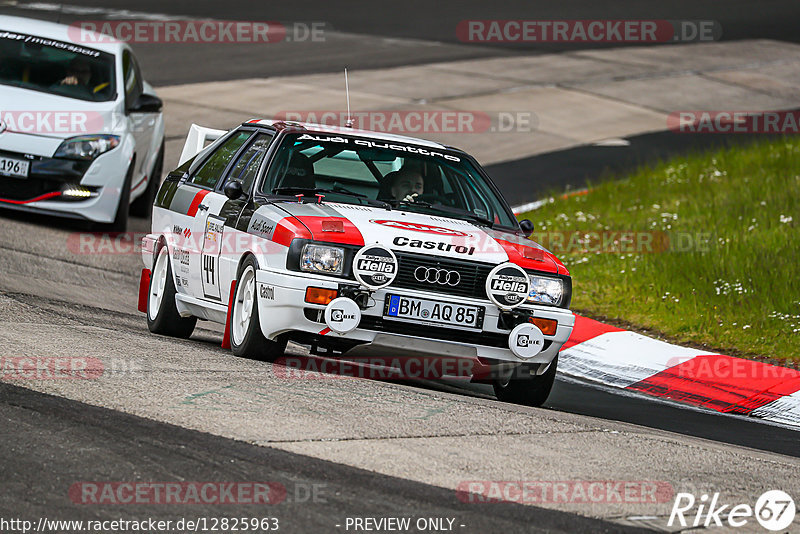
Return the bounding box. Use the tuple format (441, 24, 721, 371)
(230, 256, 286, 361)
(493, 355, 558, 407)
(146, 244, 196, 338)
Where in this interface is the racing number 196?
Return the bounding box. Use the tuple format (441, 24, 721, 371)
(203, 254, 215, 285)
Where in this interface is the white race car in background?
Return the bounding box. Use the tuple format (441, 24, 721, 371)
(0, 16, 164, 230)
(140, 120, 575, 406)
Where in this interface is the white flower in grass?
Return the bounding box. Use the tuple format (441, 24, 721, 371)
(780, 215, 793, 224)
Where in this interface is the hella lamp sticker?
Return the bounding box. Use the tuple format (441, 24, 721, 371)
(353, 244, 398, 290)
(485, 262, 530, 309)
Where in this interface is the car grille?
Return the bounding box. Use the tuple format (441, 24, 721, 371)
(391, 252, 493, 300)
(0, 150, 90, 200)
(0, 177, 62, 200)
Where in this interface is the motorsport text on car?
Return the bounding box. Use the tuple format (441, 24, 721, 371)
(0, 16, 165, 230)
(139, 119, 575, 406)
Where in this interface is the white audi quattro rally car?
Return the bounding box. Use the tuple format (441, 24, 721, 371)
(0, 16, 165, 231)
(139, 119, 575, 405)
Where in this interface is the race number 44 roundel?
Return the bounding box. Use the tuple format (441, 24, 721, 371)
(353, 244, 398, 290)
(486, 262, 530, 309)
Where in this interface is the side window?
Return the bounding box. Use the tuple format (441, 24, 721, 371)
(122, 50, 143, 108)
(223, 132, 274, 194)
(190, 131, 252, 189)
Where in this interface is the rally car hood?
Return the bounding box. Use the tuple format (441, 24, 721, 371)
(271, 201, 567, 275)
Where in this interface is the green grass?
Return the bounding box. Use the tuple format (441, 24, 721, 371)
(518, 138, 800, 364)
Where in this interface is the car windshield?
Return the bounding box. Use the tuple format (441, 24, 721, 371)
(262, 132, 518, 228)
(0, 30, 116, 102)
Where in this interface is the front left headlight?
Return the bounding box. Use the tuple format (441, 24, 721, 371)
(527, 274, 564, 306)
(54, 135, 120, 160)
(300, 244, 344, 275)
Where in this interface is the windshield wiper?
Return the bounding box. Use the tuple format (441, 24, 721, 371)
(272, 187, 391, 210)
(388, 199, 494, 228)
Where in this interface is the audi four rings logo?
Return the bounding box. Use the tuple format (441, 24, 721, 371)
(414, 266, 461, 286)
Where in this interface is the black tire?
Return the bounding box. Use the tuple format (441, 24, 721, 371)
(103, 161, 133, 232)
(146, 243, 196, 338)
(230, 256, 286, 361)
(493, 355, 558, 407)
(130, 142, 164, 218)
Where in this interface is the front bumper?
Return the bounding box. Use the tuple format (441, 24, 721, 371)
(254, 267, 575, 367)
(0, 147, 128, 223)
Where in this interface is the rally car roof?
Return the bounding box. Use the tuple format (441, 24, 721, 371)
(243, 119, 450, 150)
(0, 15, 127, 55)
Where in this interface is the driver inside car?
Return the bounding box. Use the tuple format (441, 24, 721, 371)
(57, 57, 110, 96)
(387, 168, 424, 202)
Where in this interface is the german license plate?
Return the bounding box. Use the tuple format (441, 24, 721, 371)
(384, 294, 483, 329)
(0, 157, 29, 178)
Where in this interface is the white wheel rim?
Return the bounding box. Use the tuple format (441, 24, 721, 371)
(148, 247, 168, 320)
(232, 266, 255, 346)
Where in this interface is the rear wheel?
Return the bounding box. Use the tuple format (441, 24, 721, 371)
(230, 256, 286, 360)
(147, 244, 196, 338)
(493, 356, 558, 407)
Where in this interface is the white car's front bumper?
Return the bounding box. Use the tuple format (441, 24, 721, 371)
(254, 267, 574, 367)
(0, 141, 131, 224)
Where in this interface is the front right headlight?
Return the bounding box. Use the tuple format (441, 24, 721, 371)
(527, 274, 564, 306)
(300, 244, 344, 275)
(54, 135, 120, 160)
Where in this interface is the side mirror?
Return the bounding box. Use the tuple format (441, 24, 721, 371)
(224, 180, 244, 200)
(519, 218, 535, 237)
(128, 93, 163, 114)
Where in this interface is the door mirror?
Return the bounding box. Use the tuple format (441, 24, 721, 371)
(519, 218, 535, 237)
(128, 93, 163, 114)
(224, 180, 244, 200)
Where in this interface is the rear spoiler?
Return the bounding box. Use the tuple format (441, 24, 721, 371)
(178, 124, 227, 166)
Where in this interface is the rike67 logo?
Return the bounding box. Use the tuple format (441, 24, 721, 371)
(669, 490, 796, 531)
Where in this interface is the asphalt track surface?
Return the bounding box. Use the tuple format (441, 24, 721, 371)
(1, 383, 642, 534)
(1, 1, 799, 532)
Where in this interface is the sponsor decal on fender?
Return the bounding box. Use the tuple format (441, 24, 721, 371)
(259, 284, 275, 300)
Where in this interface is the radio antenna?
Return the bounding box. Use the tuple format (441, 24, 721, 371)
(344, 68, 354, 128)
